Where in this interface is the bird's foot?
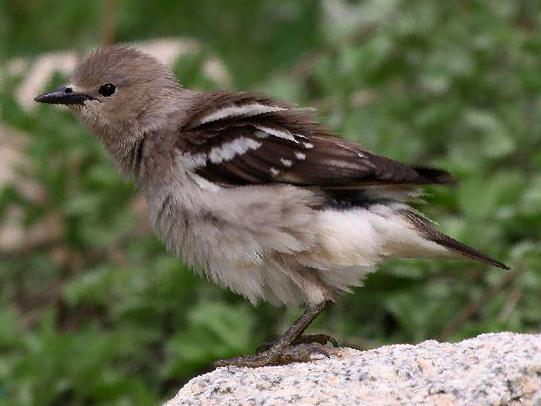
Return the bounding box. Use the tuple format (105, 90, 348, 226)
(213, 342, 331, 368)
(255, 333, 339, 354)
(213, 302, 334, 368)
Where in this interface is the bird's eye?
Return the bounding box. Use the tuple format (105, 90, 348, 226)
(98, 83, 116, 97)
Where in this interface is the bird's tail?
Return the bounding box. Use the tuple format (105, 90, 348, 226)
(401, 209, 510, 270)
(430, 231, 510, 270)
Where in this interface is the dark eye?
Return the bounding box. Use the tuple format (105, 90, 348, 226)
(98, 83, 116, 97)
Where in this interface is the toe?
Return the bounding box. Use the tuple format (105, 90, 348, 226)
(275, 343, 331, 364)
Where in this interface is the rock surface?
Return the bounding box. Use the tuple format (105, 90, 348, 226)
(165, 332, 541, 405)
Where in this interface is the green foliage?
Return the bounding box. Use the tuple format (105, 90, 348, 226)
(1, 0, 540, 404)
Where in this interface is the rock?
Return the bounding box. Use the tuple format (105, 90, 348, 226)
(165, 332, 541, 405)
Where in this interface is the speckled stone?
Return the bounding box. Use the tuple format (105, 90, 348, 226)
(165, 333, 541, 406)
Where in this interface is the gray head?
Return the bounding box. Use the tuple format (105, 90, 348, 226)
(35, 46, 183, 137)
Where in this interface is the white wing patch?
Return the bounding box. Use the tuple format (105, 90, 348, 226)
(179, 137, 261, 169)
(208, 137, 262, 164)
(280, 158, 293, 167)
(254, 125, 299, 143)
(199, 104, 287, 124)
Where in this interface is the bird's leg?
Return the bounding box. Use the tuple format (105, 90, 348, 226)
(212, 300, 334, 368)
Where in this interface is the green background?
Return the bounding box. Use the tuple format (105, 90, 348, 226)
(0, 0, 540, 404)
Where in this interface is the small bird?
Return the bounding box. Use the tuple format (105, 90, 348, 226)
(35, 46, 509, 368)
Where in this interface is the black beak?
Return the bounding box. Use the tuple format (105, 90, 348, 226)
(34, 86, 95, 105)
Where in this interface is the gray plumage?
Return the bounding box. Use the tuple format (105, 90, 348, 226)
(35, 46, 508, 366)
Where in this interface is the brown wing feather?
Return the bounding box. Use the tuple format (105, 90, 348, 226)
(177, 92, 455, 188)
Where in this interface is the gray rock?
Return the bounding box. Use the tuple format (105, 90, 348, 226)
(165, 332, 541, 405)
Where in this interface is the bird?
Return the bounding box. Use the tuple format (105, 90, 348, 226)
(35, 46, 509, 368)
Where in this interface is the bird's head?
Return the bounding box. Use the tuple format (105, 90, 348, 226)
(35, 46, 182, 137)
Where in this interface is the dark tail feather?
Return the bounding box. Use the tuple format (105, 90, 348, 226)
(402, 209, 510, 270)
(413, 166, 457, 185)
(432, 234, 510, 270)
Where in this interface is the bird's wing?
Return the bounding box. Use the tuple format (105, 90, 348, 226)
(176, 91, 454, 188)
